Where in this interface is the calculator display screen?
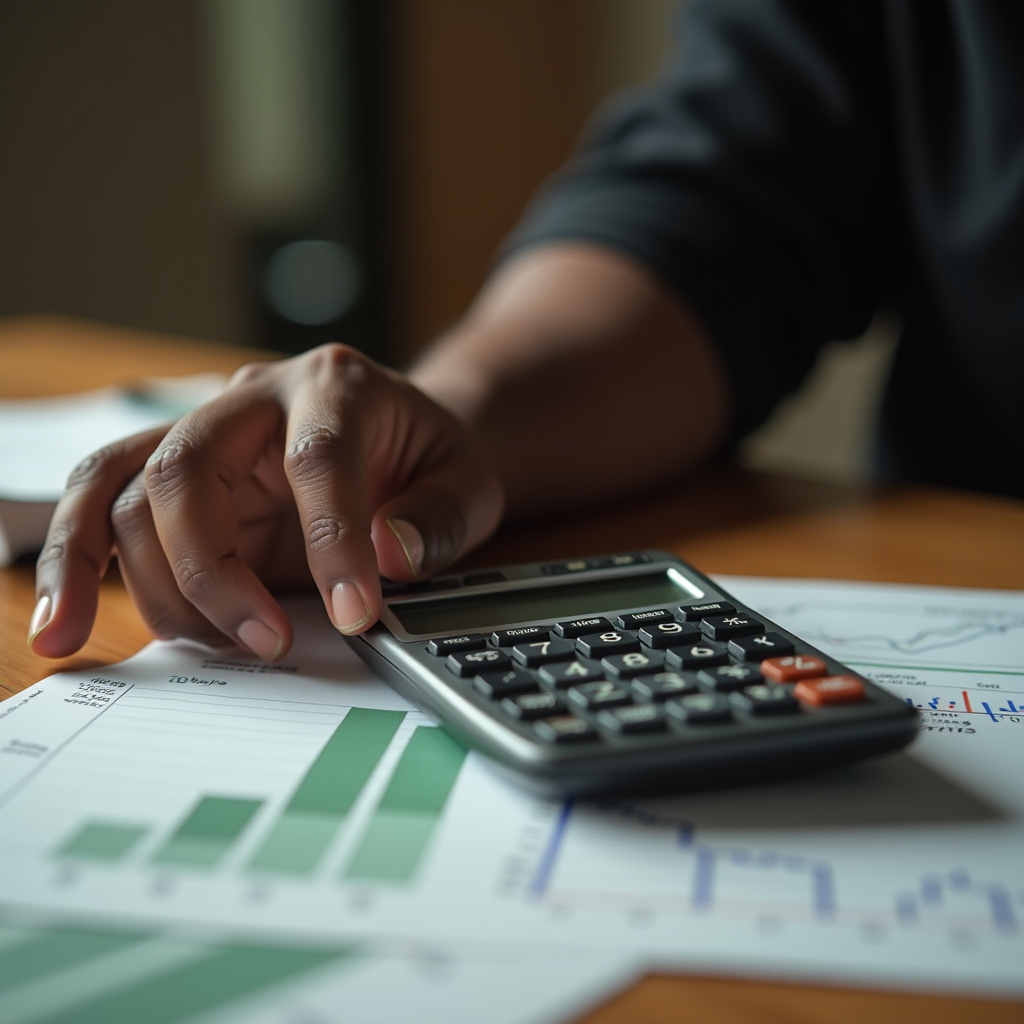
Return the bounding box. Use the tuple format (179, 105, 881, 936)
(390, 571, 693, 636)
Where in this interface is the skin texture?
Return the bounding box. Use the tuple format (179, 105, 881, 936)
(30, 243, 730, 660)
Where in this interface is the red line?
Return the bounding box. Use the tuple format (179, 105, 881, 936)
(962, 690, 973, 713)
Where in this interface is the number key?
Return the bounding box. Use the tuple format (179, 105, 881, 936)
(446, 648, 511, 677)
(602, 649, 665, 679)
(538, 660, 604, 689)
(665, 641, 729, 670)
(567, 680, 633, 711)
(638, 620, 700, 648)
(511, 638, 576, 668)
(576, 630, 640, 658)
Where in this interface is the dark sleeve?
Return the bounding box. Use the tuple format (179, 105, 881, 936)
(505, 0, 893, 438)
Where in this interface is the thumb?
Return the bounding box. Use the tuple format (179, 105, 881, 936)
(370, 467, 504, 582)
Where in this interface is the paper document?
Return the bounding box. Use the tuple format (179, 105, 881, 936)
(0, 376, 224, 566)
(0, 578, 1021, 1020)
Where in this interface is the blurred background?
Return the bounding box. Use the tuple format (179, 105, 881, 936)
(0, 0, 894, 485)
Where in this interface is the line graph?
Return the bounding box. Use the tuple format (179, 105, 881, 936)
(530, 800, 1021, 940)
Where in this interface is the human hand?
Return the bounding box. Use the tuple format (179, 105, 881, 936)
(28, 344, 504, 661)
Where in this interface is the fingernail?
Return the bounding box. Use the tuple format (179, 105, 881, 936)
(27, 595, 53, 646)
(237, 618, 285, 662)
(387, 517, 424, 576)
(331, 581, 372, 635)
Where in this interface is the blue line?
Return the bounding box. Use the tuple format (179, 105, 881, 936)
(895, 894, 918, 923)
(693, 847, 715, 909)
(949, 868, 971, 890)
(988, 886, 1017, 932)
(921, 876, 943, 904)
(528, 799, 573, 900)
(812, 864, 835, 917)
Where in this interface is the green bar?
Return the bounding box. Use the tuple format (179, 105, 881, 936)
(153, 797, 262, 869)
(55, 823, 148, 862)
(247, 812, 340, 874)
(33, 943, 353, 1024)
(379, 727, 467, 814)
(343, 727, 467, 883)
(0, 927, 148, 993)
(288, 709, 405, 815)
(247, 709, 404, 874)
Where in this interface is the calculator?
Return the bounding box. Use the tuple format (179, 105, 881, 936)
(348, 551, 919, 797)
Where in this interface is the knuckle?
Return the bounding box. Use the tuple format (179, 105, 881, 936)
(228, 360, 271, 389)
(307, 343, 372, 386)
(109, 483, 150, 534)
(173, 556, 219, 603)
(304, 513, 367, 554)
(65, 443, 123, 491)
(284, 429, 344, 481)
(144, 441, 197, 499)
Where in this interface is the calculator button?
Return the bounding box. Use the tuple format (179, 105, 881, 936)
(491, 626, 553, 647)
(575, 630, 641, 658)
(512, 638, 577, 667)
(794, 675, 866, 707)
(553, 616, 614, 640)
(666, 692, 733, 725)
(697, 664, 763, 692)
(602, 649, 665, 679)
(597, 703, 667, 735)
(617, 608, 673, 629)
(501, 692, 566, 719)
(731, 684, 800, 716)
(699, 615, 765, 640)
(533, 715, 599, 744)
(538, 660, 605, 688)
(638, 620, 700, 648)
(567, 680, 634, 711)
(426, 634, 487, 656)
(473, 669, 539, 700)
(631, 670, 699, 702)
(677, 601, 735, 622)
(760, 654, 828, 682)
(665, 641, 730, 670)
(446, 649, 511, 676)
(543, 559, 590, 575)
(728, 633, 795, 661)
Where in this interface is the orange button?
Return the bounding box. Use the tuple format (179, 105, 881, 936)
(760, 655, 828, 683)
(794, 675, 865, 707)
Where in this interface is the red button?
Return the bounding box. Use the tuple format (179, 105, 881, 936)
(794, 675, 865, 707)
(760, 655, 828, 683)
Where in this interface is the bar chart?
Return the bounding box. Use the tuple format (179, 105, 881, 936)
(43, 694, 466, 890)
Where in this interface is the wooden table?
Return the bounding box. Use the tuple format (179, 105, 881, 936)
(2, 315, 1022, 1023)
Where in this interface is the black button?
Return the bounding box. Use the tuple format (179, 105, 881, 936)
(616, 608, 673, 629)
(666, 692, 733, 725)
(602, 649, 665, 679)
(665, 641, 730, 670)
(501, 692, 565, 719)
(544, 559, 590, 575)
(538, 660, 605, 689)
(699, 614, 764, 641)
(567, 680, 633, 711)
(553, 616, 613, 640)
(631, 670, 699, 702)
(473, 669, 539, 699)
(731, 684, 800, 716)
(638, 620, 700, 649)
(727, 633, 796, 661)
(576, 630, 641, 658)
(597, 704, 666, 735)
(491, 626, 552, 646)
(446, 649, 511, 677)
(607, 553, 649, 567)
(677, 601, 735, 622)
(426, 634, 487, 656)
(697, 664, 763, 692)
(533, 715, 599, 744)
(462, 571, 506, 586)
(512, 638, 577, 667)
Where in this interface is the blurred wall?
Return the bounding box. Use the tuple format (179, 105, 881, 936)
(0, 0, 243, 344)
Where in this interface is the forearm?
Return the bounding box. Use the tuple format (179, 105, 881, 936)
(410, 243, 731, 518)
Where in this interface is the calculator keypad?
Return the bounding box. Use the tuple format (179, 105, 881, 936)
(420, 591, 880, 757)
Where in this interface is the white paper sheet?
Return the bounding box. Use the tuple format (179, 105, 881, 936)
(0, 579, 1021, 1007)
